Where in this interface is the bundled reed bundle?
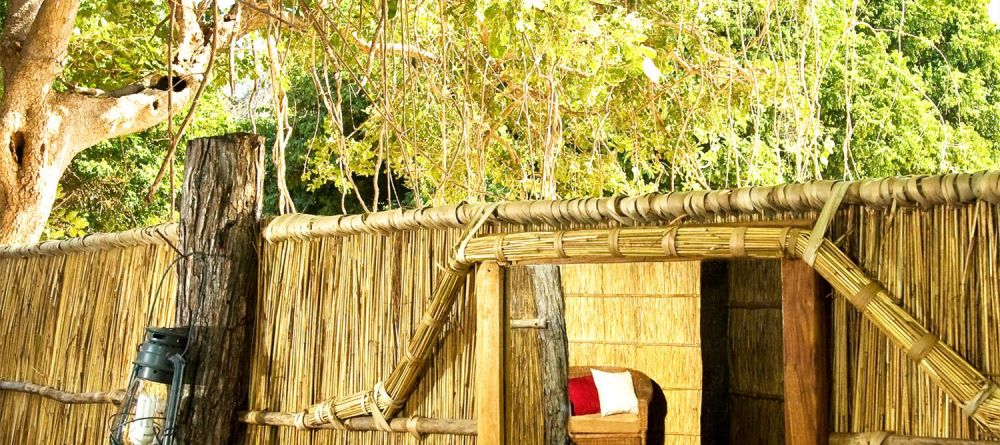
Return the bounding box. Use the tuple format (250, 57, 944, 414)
(829, 202, 1000, 439)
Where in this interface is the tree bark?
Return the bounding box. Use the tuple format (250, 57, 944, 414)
(0, 0, 245, 244)
(174, 134, 263, 444)
(530, 265, 569, 445)
(506, 265, 569, 445)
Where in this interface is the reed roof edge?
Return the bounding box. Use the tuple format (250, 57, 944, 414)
(1, 170, 996, 255)
(263, 170, 1000, 242)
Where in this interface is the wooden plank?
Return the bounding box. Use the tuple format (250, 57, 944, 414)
(174, 134, 264, 443)
(530, 265, 569, 445)
(781, 259, 830, 445)
(476, 262, 505, 445)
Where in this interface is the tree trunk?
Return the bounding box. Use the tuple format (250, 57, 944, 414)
(530, 265, 569, 445)
(174, 134, 263, 444)
(0, 0, 247, 245)
(0, 154, 62, 244)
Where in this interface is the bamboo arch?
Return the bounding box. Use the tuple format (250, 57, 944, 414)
(280, 223, 1000, 435)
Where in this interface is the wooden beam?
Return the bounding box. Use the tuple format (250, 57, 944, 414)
(781, 259, 830, 445)
(0, 381, 123, 404)
(531, 266, 569, 445)
(174, 134, 264, 443)
(476, 262, 505, 445)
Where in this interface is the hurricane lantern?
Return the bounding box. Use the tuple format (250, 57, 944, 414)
(110, 327, 189, 445)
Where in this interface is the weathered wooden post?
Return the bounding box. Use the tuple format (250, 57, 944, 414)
(174, 134, 264, 443)
(781, 259, 830, 445)
(506, 265, 569, 445)
(476, 262, 506, 444)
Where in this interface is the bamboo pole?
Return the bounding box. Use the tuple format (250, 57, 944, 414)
(0, 381, 124, 404)
(238, 411, 477, 435)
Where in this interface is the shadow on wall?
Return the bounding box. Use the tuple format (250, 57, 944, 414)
(647, 381, 668, 445)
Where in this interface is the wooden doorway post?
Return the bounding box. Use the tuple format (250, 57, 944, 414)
(476, 261, 506, 444)
(174, 134, 264, 443)
(781, 259, 830, 445)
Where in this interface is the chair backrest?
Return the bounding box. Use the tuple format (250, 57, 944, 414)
(568, 366, 654, 404)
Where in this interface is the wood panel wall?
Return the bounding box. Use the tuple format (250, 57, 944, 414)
(728, 259, 785, 444)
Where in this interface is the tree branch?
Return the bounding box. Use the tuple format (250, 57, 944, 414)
(350, 31, 439, 63)
(4, 0, 81, 101)
(0, 380, 124, 405)
(54, 81, 197, 157)
(55, 1, 246, 156)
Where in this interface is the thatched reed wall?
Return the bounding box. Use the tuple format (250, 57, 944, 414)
(245, 228, 477, 445)
(0, 241, 177, 444)
(561, 262, 703, 445)
(727, 260, 784, 444)
(828, 202, 1000, 441)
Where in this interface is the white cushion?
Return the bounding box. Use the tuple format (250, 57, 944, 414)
(590, 369, 639, 417)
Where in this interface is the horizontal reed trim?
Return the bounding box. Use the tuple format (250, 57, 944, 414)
(0, 223, 177, 258)
(261, 171, 1000, 241)
(568, 340, 701, 348)
(564, 293, 699, 299)
(830, 432, 1000, 445)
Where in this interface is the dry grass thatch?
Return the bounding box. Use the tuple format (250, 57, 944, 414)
(727, 260, 785, 444)
(245, 228, 477, 445)
(829, 202, 1000, 440)
(0, 243, 177, 444)
(561, 262, 703, 444)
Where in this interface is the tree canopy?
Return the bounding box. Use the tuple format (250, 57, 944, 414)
(5, 0, 999, 239)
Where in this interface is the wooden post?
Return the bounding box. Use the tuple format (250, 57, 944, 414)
(530, 265, 569, 445)
(781, 259, 830, 445)
(174, 134, 264, 444)
(476, 262, 505, 445)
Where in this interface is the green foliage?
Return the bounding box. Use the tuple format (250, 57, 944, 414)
(36, 0, 1000, 238)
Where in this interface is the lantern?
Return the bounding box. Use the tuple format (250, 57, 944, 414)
(110, 327, 189, 445)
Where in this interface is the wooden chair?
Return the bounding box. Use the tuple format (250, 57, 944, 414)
(568, 366, 652, 445)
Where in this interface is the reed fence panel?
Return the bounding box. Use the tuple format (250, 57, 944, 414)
(0, 243, 177, 444)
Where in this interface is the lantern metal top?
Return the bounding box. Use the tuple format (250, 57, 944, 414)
(134, 326, 188, 384)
